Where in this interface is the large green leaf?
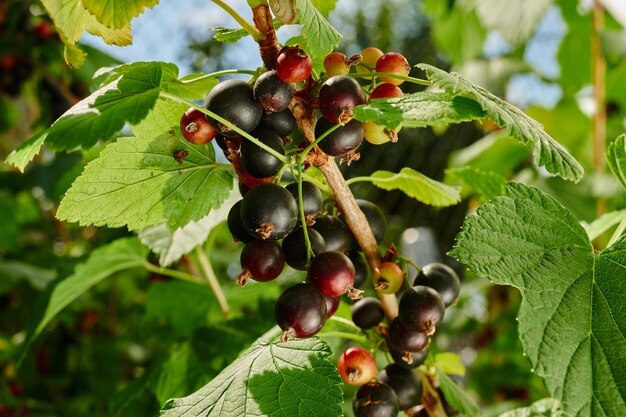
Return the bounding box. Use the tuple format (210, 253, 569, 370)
(499, 399, 561, 417)
(419, 64, 584, 182)
(160, 328, 343, 417)
(607, 134, 626, 190)
(56, 131, 233, 231)
(353, 92, 485, 129)
(295, 0, 342, 60)
(19, 238, 147, 361)
(81, 0, 160, 29)
(450, 182, 626, 417)
(446, 166, 506, 201)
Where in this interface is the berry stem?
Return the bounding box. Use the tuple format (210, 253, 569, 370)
(194, 246, 230, 317)
(143, 262, 200, 284)
(396, 254, 422, 273)
(180, 69, 257, 84)
(349, 71, 431, 86)
(296, 157, 314, 263)
(328, 315, 363, 331)
(318, 331, 368, 344)
(300, 123, 341, 158)
(211, 0, 265, 42)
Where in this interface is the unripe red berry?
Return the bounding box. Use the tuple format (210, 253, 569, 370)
(373, 261, 404, 294)
(179, 108, 218, 144)
(324, 51, 350, 76)
(337, 347, 377, 386)
(369, 83, 403, 100)
(276, 46, 313, 83)
(375, 52, 411, 85)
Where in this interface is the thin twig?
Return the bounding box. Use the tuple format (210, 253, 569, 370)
(194, 247, 230, 317)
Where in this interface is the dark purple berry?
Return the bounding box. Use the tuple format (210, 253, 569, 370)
(387, 318, 429, 353)
(237, 240, 285, 285)
(315, 118, 364, 157)
(227, 200, 253, 243)
(312, 215, 355, 253)
(282, 227, 326, 270)
(308, 251, 358, 298)
(349, 251, 369, 288)
(398, 285, 445, 335)
(241, 183, 298, 240)
(259, 109, 297, 137)
(205, 79, 262, 137)
(323, 293, 340, 318)
(275, 283, 327, 340)
(378, 364, 423, 409)
(253, 70, 293, 113)
(318, 75, 366, 124)
(351, 297, 384, 330)
(413, 263, 461, 307)
(390, 345, 429, 369)
(240, 128, 285, 178)
(353, 381, 399, 417)
(286, 181, 323, 223)
(357, 199, 386, 243)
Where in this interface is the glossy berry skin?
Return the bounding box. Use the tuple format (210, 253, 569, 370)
(315, 118, 364, 157)
(282, 227, 326, 270)
(370, 83, 403, 100)
(323, 51, 350, 76)
(180, 108, 218, 144)
(285, 181, 323, 221)
(353, 381, 399, 417)
(259, 109, 297, 137)
(312, 215, 355, 253)
(253, 70, 293, 113)
(240, 128, 285, 178)
(276, 46, 313, 83)
(390, 345, 429, 369)
(227, 200, 253, 243)
(241, 183, 298, 240)
(355, 47, 384, 79)
(307, 251, 356, 297)
(373, 262, 404, 294)
(323, 294, 340, 318)
(413, 263, 461, 307)
(398, 285, 445, 335)
(357, 199, 386, 243)
(275, 283, 327, 339)
(337, 347, 377, 386)
(318, 75, 366, 124)
(375, 52, 411, 85)
(364, 121, 401, 145)
(349, 251, 369, 288)
(351, 297, 384, 330)
(240, 240, 285, 282)
(387, 317, 429, 353)
(378, 364, 423, 409)
(205, 79, 262, 137)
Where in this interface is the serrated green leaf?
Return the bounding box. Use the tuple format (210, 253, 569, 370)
(499, 398, 562, 417)
(130, 97, 189, 138)
(418, 64, 584, 182)
(56, 130, 233, 231)
(354, 92, 485, 129)
(5, 130, 48, 172)
(450, 182, 626, 417)
(607, 134, 626, 190)
(81, 0, 159, 29)
(365, 167, 460, 207)
(446, 166, 506, 201)
(163, 73, 217, 101)
(435, 367, 479, 417)
(434, 353, 465, 377)
(211, 21, 283, 43)
(160, 328, 343, 417)
(294, 0, 342, 60)
(309, 0, 336, 17)
(583, 209, 626, 241)
(63, 42, 88, 68)
(19, 238, 147, 362)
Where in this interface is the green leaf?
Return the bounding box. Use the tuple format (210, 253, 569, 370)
(5, 130, 48, 172)
(0, 261, 56, 293)
(607, 134, 626, 190)
(294, 0, 342, 60)
(446, 166, 506, 201)
(81, 0, 160, 29)
(211, 21, 283, 43)
(418, 64, 584, 182)
(450, 182, 626, 417)
(309, 0, 336, 17)
(353, 92, 485, 129)
(435, 367, 479, 417)
(499, 398, 562, 417)
(583, 209, 626, 241)
(365, 167, 461, 207)
(56, 131, 233, 231)
(557, 0, 592, 94)
(163, 73, 218, 101)
(160, 328, 343, 417)
(19, 238, 147, 361)
(64, 42, 88, 68)
(155, 343, 212, 405)
(434, 353, 465, 377)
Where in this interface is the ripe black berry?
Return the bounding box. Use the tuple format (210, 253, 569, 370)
(253, 70, 293, 113)
(387, 317, 429, 353)
(357, 199, 386, 243)
(351, 297, 385, 330)
(240, 128, 285, 178)
(308, 251, 359, 298)
(227, 200, 253, 243)
(179, 108, 218, 144)
(276, 46, 313, 83)
(275, 283, 327, 340)
(349, 251, 369, 288)
(282, 227, 326, 270)
(205, 79, 262, 137)
(398, 285, 445, 335)
(259, 109, 297, 137)
(241, 183, 298, 240)
(237, 240, 285, 285)
(378, 364, 423, 410)
(390, 345, 429, 369)
(323, 293, 340, 318)
(312, 215, 355, 253)
(315, 118, 364, 157)
(337, 347, 377, 386)
(318, 75, 366, 124)
(353, 381, 399, 417)
(285, 181, 323, 223)
(413, 263, 461, 307)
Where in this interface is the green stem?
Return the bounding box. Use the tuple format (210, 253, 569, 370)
(194, 247, 230, 316)
(160, 92, 289, 163)
(328, 315, 362, 332)
(300, 123, 341, 158)
(301, 173, 332, 194)
(345, 175, 378, 185)
(349, 71, 431, 86)
(296, 158, 313, 263)
(211, 0, 265, 41)
(397, 254, 422, 273)
(318, 331, 368, 344)
(180, 69, 257, 84)
(143, 262, 199, 284)
(608, 212, 626, 247)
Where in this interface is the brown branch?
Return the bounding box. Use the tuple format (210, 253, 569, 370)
(417, 371, 448, 417)
(252, 4, 280, 69)
(592, 0, 606, 217)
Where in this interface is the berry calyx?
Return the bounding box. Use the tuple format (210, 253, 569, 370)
(337, 347, 377, 386)
(308, 251, 361, 299)
(253, 70, 294, 113)
(241, 183, 298, 240)
(353, 381, 399, 417)
(276, 46, 313, 83)
(323, 51, 350, 76)
(351, 297, 385, 330)
(398, 285, 445, 335)
(318, 75, 366, 124)
(236, 240, 285, 285)
(275, 283, 327, 340)
(373, 262, 404, 294)
(355, 47, 384, 79)
(179, 108, 218, 144)
(390, 345, 429, 369)
(370, 83, 403, 100)
(413, 263, 461, 307)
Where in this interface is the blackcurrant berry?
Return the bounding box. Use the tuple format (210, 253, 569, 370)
(375, 52, 410, 85)
(323, 293, 340, 318)
(398, 286, 445, 336)
(318, 75, 366, 124)
(282, 227, 326, 270)
(370, 83, 403, 100)
(180, 108, 218, 144)
(312, 215, 355, 253)
(315, 117, 364, 157)
(355, 47, 384, 79)
(353, 381, 399, 417)
(308, 251, 360, 298)
(205, 79, 262, 137)
(337, 347, 377, 386)
(241, 183, 298, 240)
(275, 283, 327, 340)
(356, 199, 386, 243)
(253, 70, 294, 113)
(323, 51, 350, 76)
(240, 128, 285, 178)
(378, 364, 423, 410)
(215, 135, 229, 153)
(373, 262, 404, 294)
(363, 121, 401, 145)
(351, 297, 384, 330)
(413, 263, 461, 307)
(258, 109, 297, 137)
(285, 181, 323, 223)
(390, 345, 429, 369)
(387, 317, 429, 353)
(236, 240, 285, 285)
(276, 46, 313, 83)
(349, 251, 369, 288)
(227, 200, 253, 243)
